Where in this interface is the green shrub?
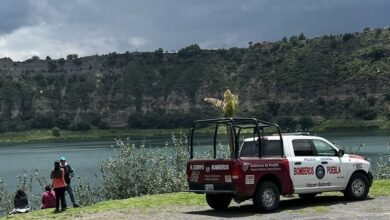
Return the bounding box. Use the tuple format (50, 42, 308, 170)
(73, 176, 102, 206)
(371, 143, 390, 179)
(99, 135, 188, 199)
(51, 127, 61, 137)
(374, 153, 390, 179)
(0, 180, 12, 216)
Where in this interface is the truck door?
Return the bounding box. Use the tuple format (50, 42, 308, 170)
(311, 139, 347, 190)
(290, 139, 320, 193)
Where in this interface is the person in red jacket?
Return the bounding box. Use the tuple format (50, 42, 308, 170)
(40, 185, 56, 209)
(51, 161, 67, 212)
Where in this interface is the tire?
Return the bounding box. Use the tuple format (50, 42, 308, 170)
(205, 193, 232, 210)
(253, 181, 280, 212)
(298, 193, 317, 200)
(344, 173, 369, 201)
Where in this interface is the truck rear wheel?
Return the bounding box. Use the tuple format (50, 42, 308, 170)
(344, 173, 369, 200)
(205, 193, 232, 210)
(253, 181, 280, 212)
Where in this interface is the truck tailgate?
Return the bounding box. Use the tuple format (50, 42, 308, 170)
(187, 159, 237, 193)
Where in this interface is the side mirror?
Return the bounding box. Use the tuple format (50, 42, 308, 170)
(338, 149, 345, 157)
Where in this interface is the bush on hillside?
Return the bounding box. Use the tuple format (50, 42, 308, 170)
(52, 127, 61, 137)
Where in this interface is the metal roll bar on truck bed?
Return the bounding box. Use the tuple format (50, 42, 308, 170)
(188, 118, 284, 159)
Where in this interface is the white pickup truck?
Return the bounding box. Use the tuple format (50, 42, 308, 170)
(186, 118, 373, 212)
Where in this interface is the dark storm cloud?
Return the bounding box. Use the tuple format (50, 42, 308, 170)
(0, 0, 33, 34)
(1, 0, 389, 61)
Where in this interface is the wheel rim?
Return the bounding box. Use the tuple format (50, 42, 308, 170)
(351, 178, 365, 197)
(262, 188, 276, 207)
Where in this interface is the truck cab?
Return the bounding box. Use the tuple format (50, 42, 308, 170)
(186, 118, 373, 212)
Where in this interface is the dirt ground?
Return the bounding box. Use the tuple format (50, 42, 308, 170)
(76, 195, 390, 220)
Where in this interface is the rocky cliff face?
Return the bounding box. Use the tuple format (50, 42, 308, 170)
(0, 28, 389, 131)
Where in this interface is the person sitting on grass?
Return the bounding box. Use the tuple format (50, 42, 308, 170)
(9, 189, 30, 214)
(40, 185, 56, 209)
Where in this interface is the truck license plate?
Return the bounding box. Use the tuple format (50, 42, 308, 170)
(205, 184, 214, 190)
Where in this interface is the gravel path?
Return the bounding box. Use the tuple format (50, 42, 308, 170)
(76, 195, 390, 220)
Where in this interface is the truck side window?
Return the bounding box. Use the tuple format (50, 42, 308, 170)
(261, 140, 282, 157)
(240, 140, 282, 157)
(312, 140, 337, 156)
(240, 140, 258, 157)
(292, 139, 314, 156)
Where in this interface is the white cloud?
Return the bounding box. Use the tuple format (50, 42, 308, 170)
(0, 25, 81, 60)
(0, 23, 130, 61)
(128, 37, 147, 48)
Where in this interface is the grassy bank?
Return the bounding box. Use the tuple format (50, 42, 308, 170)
(2, 180, 389, 220)
(0, 128, 186, 144)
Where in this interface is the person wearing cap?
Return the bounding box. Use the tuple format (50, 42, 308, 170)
(59, 156, 79, 207)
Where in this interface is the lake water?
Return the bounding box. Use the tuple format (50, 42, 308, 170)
(0, 131, 389, 191)
(0, 136, 172, 190)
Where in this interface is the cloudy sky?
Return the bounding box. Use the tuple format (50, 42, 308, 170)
(0, 0, 389, 61)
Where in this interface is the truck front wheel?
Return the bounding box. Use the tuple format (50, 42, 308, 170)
(253, 181, 280, 212)
(205, 193, 232, 210)
(344, 173, 369, 200)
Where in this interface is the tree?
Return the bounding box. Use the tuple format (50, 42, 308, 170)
(58, 58, 66, 66)
(298, 33, 306, 40)
(342, 33, 355, 41)
(67, 54, 78, 60)
(299, 117, 314, 130)
(178, 44, 201, 58)
(204, 89, 239, 117)
(48, 61, 57, 72)
(289, 35, 298, 42)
